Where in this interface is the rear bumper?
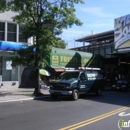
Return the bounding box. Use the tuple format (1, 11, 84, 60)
(49, 89, 72, 95)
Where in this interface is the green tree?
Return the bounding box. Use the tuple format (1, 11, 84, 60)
(6, 0, 84, 95)
(0, 0, 8, 12)
(54, 38, 67, 49)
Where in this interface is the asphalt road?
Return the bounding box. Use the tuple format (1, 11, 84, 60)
(0, 90, 130, 130)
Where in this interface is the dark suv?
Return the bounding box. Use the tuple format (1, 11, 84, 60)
(49, 68, 105, 100)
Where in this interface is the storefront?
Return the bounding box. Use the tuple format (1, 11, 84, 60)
(0, 41, 27, 88)
(0, 51, 20, 88)
(0, 20, 31, 88)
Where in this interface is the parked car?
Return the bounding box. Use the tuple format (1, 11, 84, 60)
(112, 79, 130, 91)
(49, 68, 105, 100)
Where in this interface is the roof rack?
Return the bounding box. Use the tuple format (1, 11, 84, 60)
(78, 67, 101, 70)
(64, 68, 77, 72)
(64, 67, 101, 71)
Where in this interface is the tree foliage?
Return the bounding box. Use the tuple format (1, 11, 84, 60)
(6, 0, 84, 95)
(0, 0, 8, 12)
(54, 38, 67, 48)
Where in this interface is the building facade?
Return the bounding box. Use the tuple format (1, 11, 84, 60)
(0, 11, 33, 88)
(71, 30, 130, 84)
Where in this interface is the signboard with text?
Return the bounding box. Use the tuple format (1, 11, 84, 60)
(114, 14, 130, 50)
(49, 47, 102, 68)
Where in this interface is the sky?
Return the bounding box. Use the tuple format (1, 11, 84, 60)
(60, 0, 130, 49)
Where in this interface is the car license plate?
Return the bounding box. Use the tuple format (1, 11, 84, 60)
(116, 87, 120, 89)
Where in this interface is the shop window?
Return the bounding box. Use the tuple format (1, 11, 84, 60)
(7, 23, 17, 42)
(2, 57, 18, 81)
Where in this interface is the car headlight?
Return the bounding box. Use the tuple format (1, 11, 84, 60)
(66, 85, 72, 89)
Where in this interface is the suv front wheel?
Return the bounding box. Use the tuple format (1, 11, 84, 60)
(72, 89, 79, 100)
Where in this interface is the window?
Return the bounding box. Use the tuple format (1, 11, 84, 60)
(0, 32, 5, 40)
(0, 22, 5, 31)
(19, 24, 27, 43)
(7, 23, 16, 42)
(80, 73, 86, 81)
(0, 22, 5, 40)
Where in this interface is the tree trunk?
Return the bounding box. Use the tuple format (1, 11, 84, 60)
(33, 32, 44, 96)
(33, 68, 43, 96)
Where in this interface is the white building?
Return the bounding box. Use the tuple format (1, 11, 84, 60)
(0, 11, 33, 88)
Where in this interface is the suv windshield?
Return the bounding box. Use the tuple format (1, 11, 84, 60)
(58, 71, 80, 80)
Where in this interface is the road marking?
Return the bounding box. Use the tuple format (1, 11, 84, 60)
(119, 112, 130, 116)
(59, 106, 130, 130)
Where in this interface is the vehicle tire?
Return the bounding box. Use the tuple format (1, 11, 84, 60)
(51, 94, 58, 99)
(72, 89, 79, 100)
(96, 88, 102, 96)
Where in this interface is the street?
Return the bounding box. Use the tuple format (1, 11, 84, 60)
(0, 90, 130, 130)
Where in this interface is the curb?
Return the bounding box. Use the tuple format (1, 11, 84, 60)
(0, 95, 50, 103)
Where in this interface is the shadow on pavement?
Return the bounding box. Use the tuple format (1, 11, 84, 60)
(34, 90, 130, 107)
(0, 92, 12, 97)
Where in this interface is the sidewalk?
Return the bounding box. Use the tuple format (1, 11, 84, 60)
(0, 87, 50, 103)
(0, 85, 112, 103)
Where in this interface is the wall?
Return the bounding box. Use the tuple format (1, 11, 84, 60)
(0, 11, 18, 21)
